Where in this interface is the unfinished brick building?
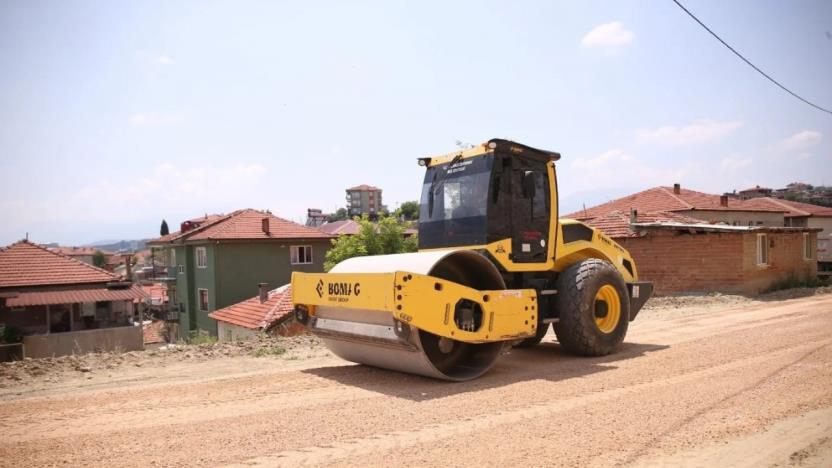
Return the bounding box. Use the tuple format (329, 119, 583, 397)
(565, 185, 822, 295)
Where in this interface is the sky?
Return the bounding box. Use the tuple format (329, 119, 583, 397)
(1, 0, 830, 246)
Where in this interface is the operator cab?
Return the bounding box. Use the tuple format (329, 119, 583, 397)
(418, 139, 560, 263)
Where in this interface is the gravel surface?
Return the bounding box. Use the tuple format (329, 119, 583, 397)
(1, 291, 831, 467)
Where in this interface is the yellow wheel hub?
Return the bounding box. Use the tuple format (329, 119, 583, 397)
(594, 285, 621, 334)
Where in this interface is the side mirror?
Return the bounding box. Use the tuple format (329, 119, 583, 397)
(522, 171, 537, 199)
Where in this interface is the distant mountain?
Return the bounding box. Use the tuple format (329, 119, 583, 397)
(84, 239, 150, 252)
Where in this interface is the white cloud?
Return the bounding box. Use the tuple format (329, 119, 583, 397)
(153, 54, 174, 65)
(777, 130, 822, 154)
(636, 119, 744, 145)
(0, 162, 270, 233)
(581, 22, 635, 49)
(572, 149, 633, 169)
(720, 156, 752, 171)
(561, 149, 693, 197)
(130, 113, 184, 126)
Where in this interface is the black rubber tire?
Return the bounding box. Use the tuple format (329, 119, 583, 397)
(554, 258, 629, 356)
(513, 322, 551, 348)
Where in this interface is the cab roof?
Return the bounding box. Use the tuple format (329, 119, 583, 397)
(421, 138, 561, 167)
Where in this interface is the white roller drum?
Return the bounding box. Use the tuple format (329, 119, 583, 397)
(313, 249, 507, 381)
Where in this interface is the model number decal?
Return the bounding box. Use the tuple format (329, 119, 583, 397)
(322, 282, 361, 302)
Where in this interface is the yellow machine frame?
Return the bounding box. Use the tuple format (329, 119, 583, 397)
(292, 271, 538, 343)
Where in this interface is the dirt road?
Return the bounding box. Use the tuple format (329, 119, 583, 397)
(1, 293, 831, 467)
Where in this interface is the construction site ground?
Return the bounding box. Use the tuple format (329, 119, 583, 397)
(1, 288, 831, 467)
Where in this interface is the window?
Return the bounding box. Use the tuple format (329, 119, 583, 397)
(804, 233, 813, 260)
(198, 289, 209, 311)
(170, 249, 176, 267)
(196, 247, 207, 268)
(756, 234, 769, 266)
(178, 265, 185, 274)
(290, 245, 313, 264)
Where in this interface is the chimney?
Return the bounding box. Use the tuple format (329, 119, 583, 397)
(258, 283, 269, 303)
(720, 195, 729, 207)
(124, 253, 133, 280)
(261, 217, 270, 234)
(629, 208, 638, 224)
(673, 183, 681, 195)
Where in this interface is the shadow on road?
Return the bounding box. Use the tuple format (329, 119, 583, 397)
(302, 340, 668, 402)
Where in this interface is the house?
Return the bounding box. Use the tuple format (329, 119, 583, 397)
(568, 184, 787, 227)
(565, 184, 820, 295)
(318, 219, 418, 237)
(0, 240, 148, 359)
(147, 209, 335, 338)
(306, 208, 329, 227)
(346, 184, 386, 217)
(737, 185, 773, 200)
(209, 284, 299, 342)
(47, 246, 103, 266)
(582, 211, 818, 295)
(749, 198, 832, 274)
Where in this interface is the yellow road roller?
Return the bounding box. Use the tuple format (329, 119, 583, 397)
(292, 139, 652, 381)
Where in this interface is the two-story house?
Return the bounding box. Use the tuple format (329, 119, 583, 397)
(147, 209, 334, 337)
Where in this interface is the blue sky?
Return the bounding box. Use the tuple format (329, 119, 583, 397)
(1, 0, 830, 246)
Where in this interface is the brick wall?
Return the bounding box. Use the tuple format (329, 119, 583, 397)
(617, 230, 817, 295)
(618, 230, 745, 295)
(742, 231, 817, 293)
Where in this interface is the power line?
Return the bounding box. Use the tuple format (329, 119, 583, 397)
(671, 0, 832, 115)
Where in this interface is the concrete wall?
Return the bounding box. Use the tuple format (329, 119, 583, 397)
(191, 243, 218, 335)
(23, 326, 143, 359)
(217, 322, 258, 342)
(214, 240, 329, 308)
(618, 230, 817, 295)
(808, 218, 832, 262)
(677, 209, 784, 227)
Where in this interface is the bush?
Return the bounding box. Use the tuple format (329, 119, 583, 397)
(1, 325, 23, 344)
(763, 275, 830, 293)
(181, 332, 218, 346)
(324, 214, 418, 271)
(251, 346, 286, 357)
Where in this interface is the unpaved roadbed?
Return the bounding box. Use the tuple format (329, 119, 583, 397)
(0, 292, 831, 467)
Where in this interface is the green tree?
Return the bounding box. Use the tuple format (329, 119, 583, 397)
(327, 207, 348, 223)
(160, 219, 170, 236)
(92, 250, 107, 268)
(396, 200, 420, 220)
(324, 214, 418, 271)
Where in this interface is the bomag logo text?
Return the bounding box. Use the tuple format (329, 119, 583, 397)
(327, 282, 361, 302)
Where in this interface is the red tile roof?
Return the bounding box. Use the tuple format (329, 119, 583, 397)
(143, 320, 166, 344)
(5, 284, 148, 307)
(140, 283, 168, 305)
(583, 211, 703, 238)
(318, 220, 361, 235)
(0, 240, 120, 289)
(564, 186, 786, 220)
(148, 209, 335, 244)
(347, 184, 381, 192)
(209, 285, 294, 331)
(750, 198, 832, 218)
(318, 219, 418, 237)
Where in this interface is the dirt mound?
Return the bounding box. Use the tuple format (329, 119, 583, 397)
(0, 334, 323, 386)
